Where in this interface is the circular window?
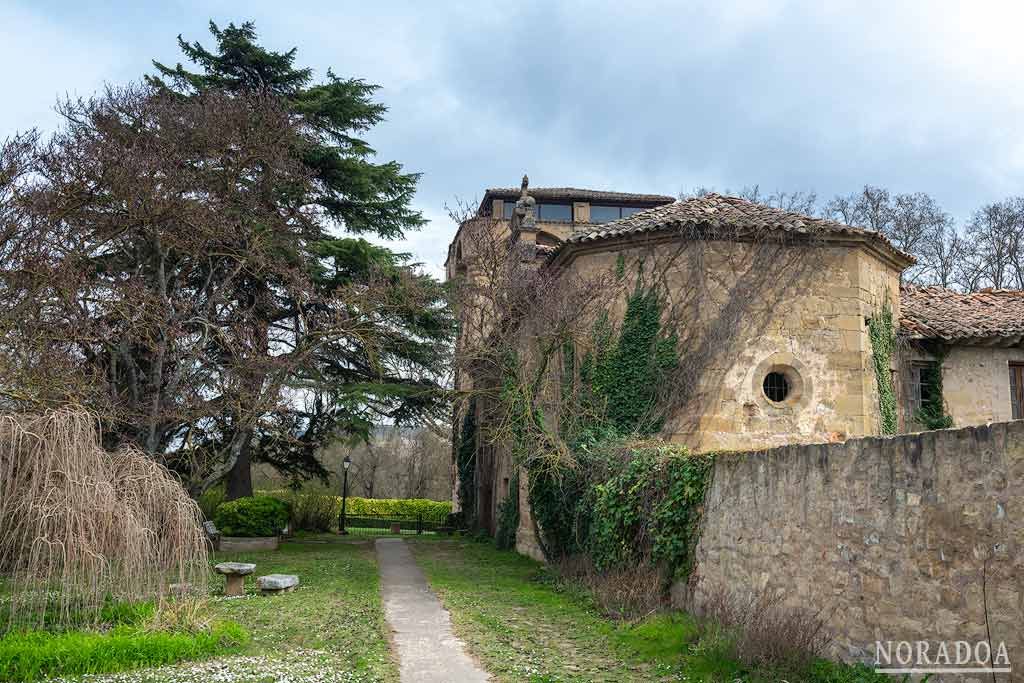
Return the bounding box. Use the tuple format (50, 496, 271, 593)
(763, 372, 790, 403)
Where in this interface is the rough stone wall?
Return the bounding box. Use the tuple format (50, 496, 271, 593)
(684, 421, 1023, 672)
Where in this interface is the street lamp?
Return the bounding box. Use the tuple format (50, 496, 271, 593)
(338, 455, 352, 535)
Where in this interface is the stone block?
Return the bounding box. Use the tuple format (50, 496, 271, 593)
(258, 573, 299, 594)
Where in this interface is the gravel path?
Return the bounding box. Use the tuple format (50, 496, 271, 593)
(375, 538, 490, 683)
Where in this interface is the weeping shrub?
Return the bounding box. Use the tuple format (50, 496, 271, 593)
(0, 409, 209, 633)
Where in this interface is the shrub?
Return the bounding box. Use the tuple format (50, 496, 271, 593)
(695, 585, 833, 676)
(588, 443, 713, 580)
(274, 490, 340, 532)
(0, 409, 208, 632)
(0, 621, 247, 681)
(213, 496, 289, 538)
(345, 497, 451, 521)
(260, 491, 452, 526)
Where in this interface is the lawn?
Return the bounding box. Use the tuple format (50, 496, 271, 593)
(408, 538, 890, 683)
(50, 535, 398, 683)
(408, 537, 708, 682)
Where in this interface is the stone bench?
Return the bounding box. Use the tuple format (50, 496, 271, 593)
(257, 573, 299, 594)
(214, 562, 256, 596)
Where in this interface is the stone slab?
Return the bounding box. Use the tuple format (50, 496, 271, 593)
(257, 574, 299, 592)
(214, 562, 256, 576)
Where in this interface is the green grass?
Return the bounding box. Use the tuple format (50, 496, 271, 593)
(0, 622, 247, 682)
(207, 534, 398, 681)
(409, 538, 701, 681)
(409, 539, 895, 683)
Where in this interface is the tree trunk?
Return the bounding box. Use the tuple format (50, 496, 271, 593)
(225, 431, 253, 500)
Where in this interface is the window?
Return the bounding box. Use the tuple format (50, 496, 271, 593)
(502, 201, 516, 219)
(1011, 363, 1024, 420)
(590, 205, 621, 223)
(907, 362, 940, 423)
(537, 203, 571, 221)
(589, 205, 647, 223)
(763, 372, 790, 403)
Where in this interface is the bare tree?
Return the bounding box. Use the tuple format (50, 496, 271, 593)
(682, 184, 818, 216)
(0, 86, 408, 494)
(824, 186, 950, 283)
(965, 199, 1021, 289)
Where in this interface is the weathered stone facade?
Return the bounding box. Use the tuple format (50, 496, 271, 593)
(684, 421, 1023, 679)
(901, 345, 1024, 428)
(550, 236, 905, 452)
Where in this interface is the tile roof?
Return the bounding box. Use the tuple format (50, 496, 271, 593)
(564, 193, 914, 265)
(482, 187, 676, 207)
(899, 285, 1024, 342)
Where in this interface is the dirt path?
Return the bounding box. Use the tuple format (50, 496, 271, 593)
(375, 538, 491, 683)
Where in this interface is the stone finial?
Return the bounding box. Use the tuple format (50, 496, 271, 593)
(520, 174, 529, 197)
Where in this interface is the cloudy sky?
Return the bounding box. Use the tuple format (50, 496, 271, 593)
(4, 1, 1024, 277)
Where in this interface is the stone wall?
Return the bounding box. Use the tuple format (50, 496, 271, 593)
(683, 421, 1023, 674)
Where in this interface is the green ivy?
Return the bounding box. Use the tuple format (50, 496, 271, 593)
(867, 305, 898, 435)
(588, 444, 713, 581)
(494, 473, 520, 550)
(456, 400, 477, 528)
(915, 358, 954, 430)
(579, 283, 678, 436)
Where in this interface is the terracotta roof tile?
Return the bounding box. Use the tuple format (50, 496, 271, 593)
(899, 285, 1024, 342)
(564, 193, 914, 265)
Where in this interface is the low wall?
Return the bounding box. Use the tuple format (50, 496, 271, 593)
(682, 421, 1023, 673)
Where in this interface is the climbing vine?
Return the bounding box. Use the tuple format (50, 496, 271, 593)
(868, 304, 898, 435)
(588, 443, 713, 581)
(455, 400, 477, 527)
(916, 354, 954, 430)
(494, 473, 520, 550)
(520, 277, 710, 583)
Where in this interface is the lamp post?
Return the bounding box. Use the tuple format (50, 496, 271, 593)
(339, 455, 351, 535)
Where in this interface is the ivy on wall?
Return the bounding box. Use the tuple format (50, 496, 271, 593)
(867, 305, 898, 435)
(519, 277, 712, 585)
(455, 399, 477, 527)
(494, 472, 519, 550)
(916, 356, 955, 430)
(579, 282, 678, 435)
(589, 444, 713, 581)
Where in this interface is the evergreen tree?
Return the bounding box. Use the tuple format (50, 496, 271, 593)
(147, 22, 452, 497)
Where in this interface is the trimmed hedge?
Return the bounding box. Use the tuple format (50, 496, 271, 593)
(213, 496, 289, 537)
(0, 622, 247, 681)
(259, 491, 452, 527)
(345, 497, 451, 521)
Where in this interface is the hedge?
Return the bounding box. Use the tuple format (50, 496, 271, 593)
(259, 491, 451, 526)
(213, 496, 290, 537)
(345, 497, 451, 521)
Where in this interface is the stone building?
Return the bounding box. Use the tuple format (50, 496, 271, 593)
(447, 178, 1024, 543)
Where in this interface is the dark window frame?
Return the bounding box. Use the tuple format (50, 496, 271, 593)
(907, 361, 941, 424)
(1011, 362, 1024, 420)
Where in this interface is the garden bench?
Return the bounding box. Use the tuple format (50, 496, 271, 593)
(214, 562, 256, 596)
